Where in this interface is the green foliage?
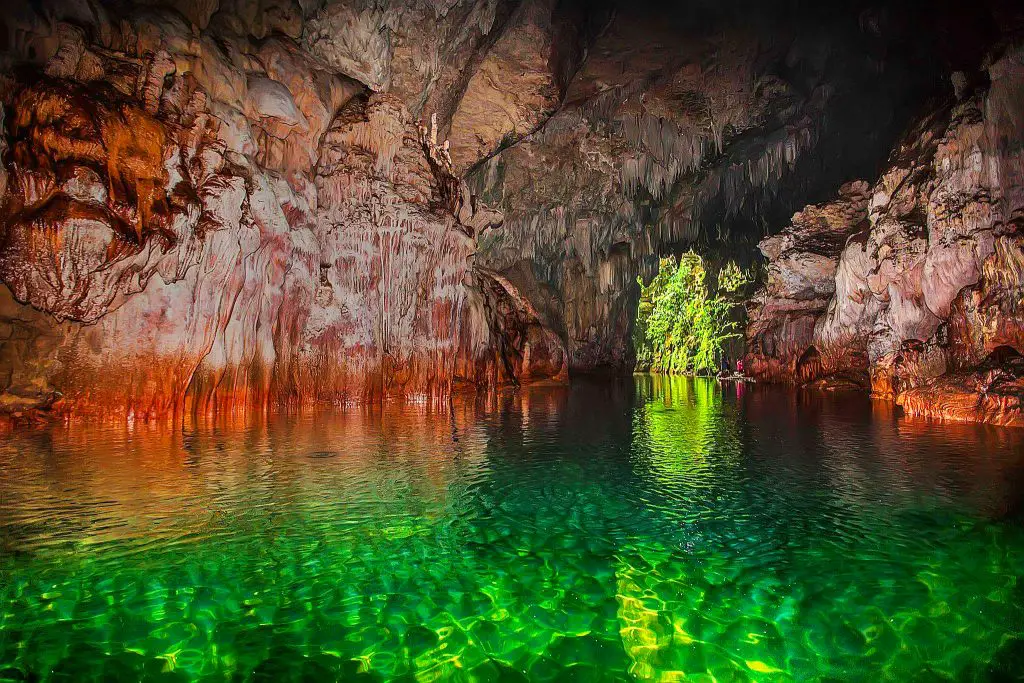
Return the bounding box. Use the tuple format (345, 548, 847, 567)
(718, 260, 748, 294)
(634, 252, 751, 375)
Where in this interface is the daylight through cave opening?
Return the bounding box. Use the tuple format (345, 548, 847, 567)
(632, 252, 751, 376)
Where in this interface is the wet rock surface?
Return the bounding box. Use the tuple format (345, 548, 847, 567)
(746, 43, 1024, 426)
(745, 181, 873, 387)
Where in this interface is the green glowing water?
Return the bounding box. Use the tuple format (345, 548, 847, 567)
(2, 377, 1024, 682)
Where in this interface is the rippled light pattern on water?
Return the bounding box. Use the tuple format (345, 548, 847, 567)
(2, 377, 1024, 682)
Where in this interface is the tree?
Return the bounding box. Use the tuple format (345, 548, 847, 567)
(634, 252, 750, 375)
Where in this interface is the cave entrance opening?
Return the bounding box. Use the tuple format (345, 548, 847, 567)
(632, 251, 750, 376)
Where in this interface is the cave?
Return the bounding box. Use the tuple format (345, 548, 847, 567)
(985, 344, 1022, 368)
(1, 0, 1024, 679)
(0, 0, 1019, 422)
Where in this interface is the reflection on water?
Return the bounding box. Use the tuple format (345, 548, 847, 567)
(1, 376, 1023, 682)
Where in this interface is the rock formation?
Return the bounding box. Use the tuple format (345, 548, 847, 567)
(745, 181, 873, 388)
(464, 1, 952, 374)
(0, 0, 1020, 424)
(746, 43, 1024, 426)
(0, 0, 572, 418)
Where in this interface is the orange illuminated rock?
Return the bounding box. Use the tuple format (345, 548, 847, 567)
(2, 79, 176, 322)
(0, 39, 566, 418)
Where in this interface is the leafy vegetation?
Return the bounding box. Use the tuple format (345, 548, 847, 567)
(633, 252, 751, 375)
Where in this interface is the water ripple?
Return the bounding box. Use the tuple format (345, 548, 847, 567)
(1, 377, 1023, 681)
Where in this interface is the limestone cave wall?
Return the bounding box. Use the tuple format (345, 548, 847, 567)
(746, 42, 1024, 426)
(466, 1, 950, 373)
(0, 0, 573, 417)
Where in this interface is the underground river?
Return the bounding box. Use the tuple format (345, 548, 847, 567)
(1, 377, 1023, 682)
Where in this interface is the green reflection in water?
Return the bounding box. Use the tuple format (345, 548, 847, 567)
(1, 378, 1024, 682)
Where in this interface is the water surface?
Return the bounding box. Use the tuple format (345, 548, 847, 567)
(2, 377, 1024, 682)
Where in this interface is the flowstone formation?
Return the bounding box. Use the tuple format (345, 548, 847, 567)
(0, 0, 570, 417)
(746, 43, 1024, 426)
(0, 0, 1019, 422)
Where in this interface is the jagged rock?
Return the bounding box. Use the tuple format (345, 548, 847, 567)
(475, 268, 569, 384)
(745, 182, 872, 385)
(746, 42, 1024, 426)
(0, 8, 564, 416)
(897, 349, 1024, 427)
(245, 75, 307, 128)
(136, 0, 221, 29)
(1, 79, 180, 322)
(949, 235, 1024, 367)
(0, 107, 7, 199)
(464, 2, 933, 373)
(447, 0, 573, 173)
(300, 1, 391, 91)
